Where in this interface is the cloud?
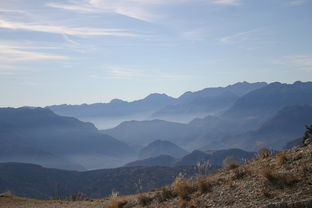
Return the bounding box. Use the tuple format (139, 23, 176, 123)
(211, 0, 241, 6)
(273, 55, 312, 71)
(47, 0, 242, 22)
(0, 42, 69, 62)
(218, 29, 262, 44)
(0, 19, 144, 38)
(89, 65, 190, 80)
(288, 0, 309, 6)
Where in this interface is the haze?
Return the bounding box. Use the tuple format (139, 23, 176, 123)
(0, 0, 312, 107)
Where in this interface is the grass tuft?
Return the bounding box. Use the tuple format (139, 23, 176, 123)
(106, 200, 128, 208)
(137, 194, 152, 206)
(173, 179, 195, 200)
(276, 152, 287, 166)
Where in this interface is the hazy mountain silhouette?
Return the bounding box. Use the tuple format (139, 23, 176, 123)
(0, 162, 196, 199)
(125, 155, 177, 167)
(0, 107, 136, 170)
(138, 140, 188, 160)
(152, 82, 267, 120)
(223, 81, 312, 121)
(103, 119, 194, 147)
(48, 93, 177, 129)
(222, 105, 312, 151)
(104, 82, 312, 152)
(48, 82, 267, 128)
(125, 148, 255, 167)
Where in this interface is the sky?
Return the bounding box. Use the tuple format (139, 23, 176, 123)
(0, 0, 312, 107)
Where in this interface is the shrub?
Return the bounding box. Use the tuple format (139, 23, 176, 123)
(155, 187, 176, 202)
(137, 194, 152, 206)
(262, 168, 299, 188)
(173, 179, 195, 200)
(257, 148, 271, 159)
(276, 152, 287, 166)
(260, 187, 271, 198)
(283, 175, 299, 186)
(223, 157, 239, 170)
(232, 168, 247, 180)
(107, 200, 128, 208)
(196, 178, 212, 194)
(262, 168, 279, 184)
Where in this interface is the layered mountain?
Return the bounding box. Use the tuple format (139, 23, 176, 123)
(125, 148, 255, 167)
(152, 81, 267, 120)
(103, 119, 194, 147)
(0, 107, 135, 170)
(48, 93, 177, 129)
(223, 81, 312, 121)
(0, 162, 196, 199)
(223, 105, 312, 151)
(125, 155, 177, 167)
(104, 82, 312, 152)
(138, 140, 188, 160)
(48, 82, 267, 128)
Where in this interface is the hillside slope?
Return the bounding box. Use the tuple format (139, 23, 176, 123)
(110, 143, 312, 208)
(1, 144, 311, 208)
(0, 163, 196, 200)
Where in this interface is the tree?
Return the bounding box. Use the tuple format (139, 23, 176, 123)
(303, 125, 312, 146)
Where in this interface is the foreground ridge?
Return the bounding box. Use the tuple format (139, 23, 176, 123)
(1, 144, 312, 208)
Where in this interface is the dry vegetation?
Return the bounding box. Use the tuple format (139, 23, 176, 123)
(1, 144, 312, 208)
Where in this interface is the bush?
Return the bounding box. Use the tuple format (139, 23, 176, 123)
(262, 168, 299, 188)
(137, 194, 153, 206)
(276, 152, 287, 166)
(107, 200, 128, 208)
(196, 178, 212, 194)
(232, 168, 247, 180)
(257, 148, 271, 159)
(155, 187, 176, 202)
(173, 179, 195, 200)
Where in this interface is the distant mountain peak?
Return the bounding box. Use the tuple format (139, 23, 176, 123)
(110, 99, 127, 104)
(139, 140, 188, 159)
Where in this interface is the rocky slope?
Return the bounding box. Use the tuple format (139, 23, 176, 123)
(1, 144, 311, 208)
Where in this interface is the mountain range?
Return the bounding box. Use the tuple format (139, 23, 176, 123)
(0, 107, 136, 170)
(1, 81, 312, 170)
(48, 82, 267, 129)
(104, 81, 312, 151)
(125, 148, 255, 168)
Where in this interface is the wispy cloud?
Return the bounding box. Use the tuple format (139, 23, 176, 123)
(211, 0, 241, 6)
(218, 29, 263, 44)
(0, 42, 69, 62)
(287, 0, 309, 6)
(48, 0, 242, 23)
(89, 65, 190, 80)
(0, 19, 144, 38)
(273, 55, 312, 71)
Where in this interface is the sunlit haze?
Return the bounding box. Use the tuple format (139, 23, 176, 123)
(0, 0, 311, 107)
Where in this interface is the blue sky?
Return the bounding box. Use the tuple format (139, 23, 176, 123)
(0, 0, 311, 107)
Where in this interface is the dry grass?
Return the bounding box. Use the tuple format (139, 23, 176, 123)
(259, 187, 271, 198)
(155, 187, 176, 202)
(276, 152, 287, 166)
(106, 200, 128, 208)
(232, 168, 247, 180)
(172, 179, 195, 200)
(257, 148, 271, 159)
(261, 167, 299, 188)
(223, 158, 239, 170)
(137, 194, 152, 206)
(196, 178, 212, 194)
(261, 167, 277, 183)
